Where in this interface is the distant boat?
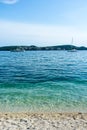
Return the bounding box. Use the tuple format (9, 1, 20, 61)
(10, 50, 24, 52)
(67, 37, 77, 52)
(67, 49, 77, 52)
(10, 48, 25, 52)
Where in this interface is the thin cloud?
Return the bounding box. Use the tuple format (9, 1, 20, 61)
(0, 0, 19, 4)
(0, 20, 87, 46)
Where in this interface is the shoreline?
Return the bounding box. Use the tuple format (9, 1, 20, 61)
(0, 112, 87, 129)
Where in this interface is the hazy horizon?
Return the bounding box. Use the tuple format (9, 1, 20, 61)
(0, 44, 87, 48)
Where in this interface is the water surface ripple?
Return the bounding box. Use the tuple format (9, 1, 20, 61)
(0, 51, 87, 112)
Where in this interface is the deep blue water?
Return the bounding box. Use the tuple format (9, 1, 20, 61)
(0, 51, 87, 112)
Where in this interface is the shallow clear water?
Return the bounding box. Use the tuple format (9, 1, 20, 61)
(0, 51, 87, 112)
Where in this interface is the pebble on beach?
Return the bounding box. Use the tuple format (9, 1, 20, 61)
(0, 113, 87, 130)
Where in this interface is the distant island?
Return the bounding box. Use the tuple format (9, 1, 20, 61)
(0, 45, 87, 51)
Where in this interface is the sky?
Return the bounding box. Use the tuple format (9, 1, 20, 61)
(0, 0, 87, 47)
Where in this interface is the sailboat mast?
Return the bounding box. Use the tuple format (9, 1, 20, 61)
(71, 37, 73, 45)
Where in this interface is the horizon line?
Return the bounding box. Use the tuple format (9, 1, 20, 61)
(0, 44, 86, 48)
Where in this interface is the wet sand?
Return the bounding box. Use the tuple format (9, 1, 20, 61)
(0, 112, 87, 130)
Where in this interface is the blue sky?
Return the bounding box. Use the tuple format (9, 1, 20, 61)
(0, 0, 87, 46)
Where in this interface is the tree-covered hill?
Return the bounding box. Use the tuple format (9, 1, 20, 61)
(0, 45, 87, 51)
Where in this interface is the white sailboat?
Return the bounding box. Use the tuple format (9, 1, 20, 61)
(68, 37, 77, 52)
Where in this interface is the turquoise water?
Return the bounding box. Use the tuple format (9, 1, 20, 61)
(0, 51, 87, 112)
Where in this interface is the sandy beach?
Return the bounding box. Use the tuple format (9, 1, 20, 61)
(0, 112, 87, 130)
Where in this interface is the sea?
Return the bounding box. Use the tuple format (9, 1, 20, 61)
(0, 50, 87, 113)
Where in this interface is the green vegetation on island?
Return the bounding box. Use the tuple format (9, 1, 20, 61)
(0, 45, 87, 51)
